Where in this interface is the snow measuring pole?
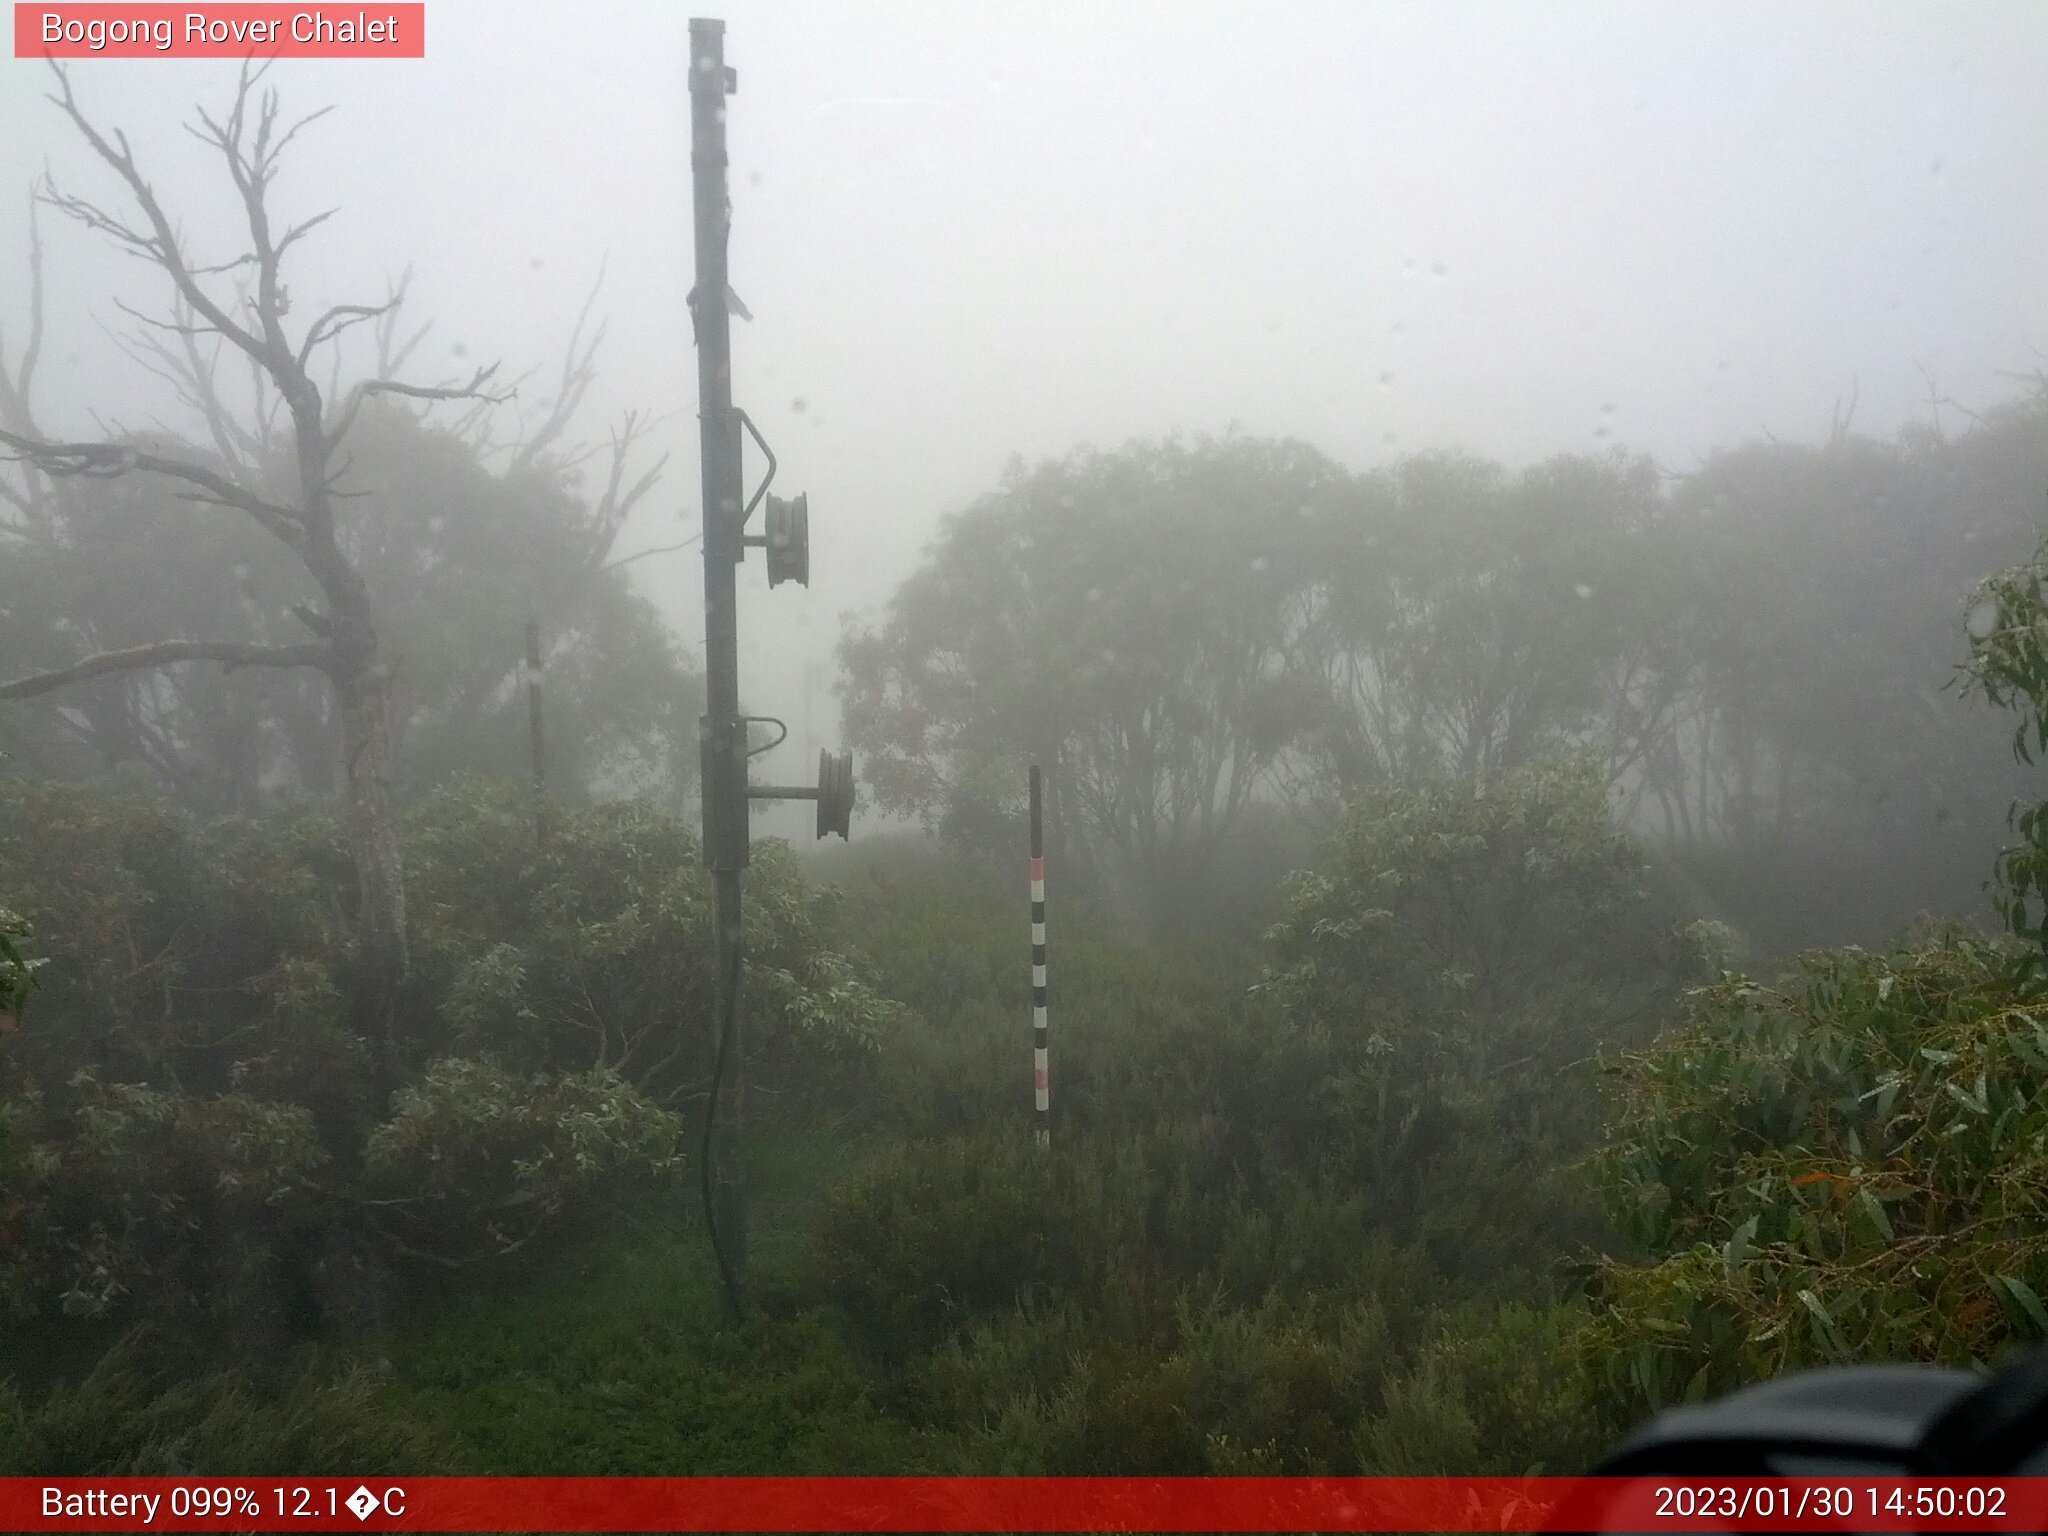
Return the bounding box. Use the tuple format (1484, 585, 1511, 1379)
(689, 17, 856, 1318)
(1030, 765, 1050, 1148)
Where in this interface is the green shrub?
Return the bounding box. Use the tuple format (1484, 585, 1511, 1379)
(1253, 756, 1683, 1271)
(0, 1339, 452, 1474)
(363, 1057, 684, 1271)
(812, 1135, 1055, 1360)
(1586, 929, 2048, 1409)
(0, 772, 903, 1353)
(0, 905, 37, 1022)
(0, 781, 364, 1124)
(0, 1073, 326, 1342)
(1961, 530, 2048, 970)
(1260, 755, 1670, 1029)
(406, 778, 901, 1098)
(905, 1288, 1399, 1475)
(902, 1273, 1603, 1475)
(1100, 1292, 1397, 1474)
(1359, 1302, 1608, 1474)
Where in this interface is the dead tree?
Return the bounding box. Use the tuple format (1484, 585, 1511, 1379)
(0, 65, 504, 1082)
(411, 271, 673, 782)
(493, 266, 673, 595)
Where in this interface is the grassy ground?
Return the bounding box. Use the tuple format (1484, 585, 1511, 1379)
(367, 1109, 963, 1475)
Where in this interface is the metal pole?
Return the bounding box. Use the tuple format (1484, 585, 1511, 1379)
(1030, 764, 1050, 1148)
(524, 618, 547, 842)
(690, 15, 749, 1314)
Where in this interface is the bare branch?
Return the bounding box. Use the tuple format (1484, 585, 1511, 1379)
(0, 193, 47, 426)
(444, 389, 504, 449)
(18, 194, 44, 405)
(508, 259, 608, 474)
(0, 639, 329, 701)
(361, 362, 505, 404)
(42, 65, 279, 375)
(326, 362, 509, 450)
(99, 290, 271, 477)
(187, 251, 259, 278)
(1827, 377, 1860, 448)
(372, 268, 429, 377)
(1915, 360, 1989, 436)
(99, 320, 200, 403)
(36, 179, 157, 260)
(268, 106, 336, 170)
(173, 297, 270, 468)
(599, 535, 700, 574)
(539, 407, 672, 584)
(299, 276, 404, 370)
(596, 450, 668, 561)
(189, 78, 297, 370)
(0, 429, 304, 548)
(0, 192, 54, 530)
(110, 296, 214, 337)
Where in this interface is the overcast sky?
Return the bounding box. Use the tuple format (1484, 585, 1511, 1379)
(5, 0, 2048, 813)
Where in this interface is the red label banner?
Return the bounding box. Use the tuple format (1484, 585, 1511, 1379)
(14, 4, 425, 58)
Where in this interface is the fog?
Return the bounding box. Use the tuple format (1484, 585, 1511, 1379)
(7, 0, 2048, 777)
(15, 1, 2048, 1485)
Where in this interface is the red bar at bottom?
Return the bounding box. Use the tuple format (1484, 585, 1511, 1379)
(9, 1475, 2048, 1533)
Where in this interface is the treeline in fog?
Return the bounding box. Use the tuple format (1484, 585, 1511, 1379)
(846, 402, 2044, 952)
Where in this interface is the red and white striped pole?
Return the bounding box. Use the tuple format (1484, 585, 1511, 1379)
(1029, 764, 1050, 1149)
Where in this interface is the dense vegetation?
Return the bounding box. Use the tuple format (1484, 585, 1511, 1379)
(5, 68, 2048, 1482)
(6, 402, 2048, 1475)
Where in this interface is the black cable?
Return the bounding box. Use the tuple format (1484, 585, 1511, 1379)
(700, 929, 746, 1321)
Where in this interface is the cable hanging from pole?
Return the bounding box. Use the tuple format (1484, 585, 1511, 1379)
(701, 924, 745, 1320)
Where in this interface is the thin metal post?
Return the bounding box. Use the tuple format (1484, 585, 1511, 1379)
(1030, 764, 1050, 1148)
(524, 618, 547, 842)
(690, 14, 748, 1314)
